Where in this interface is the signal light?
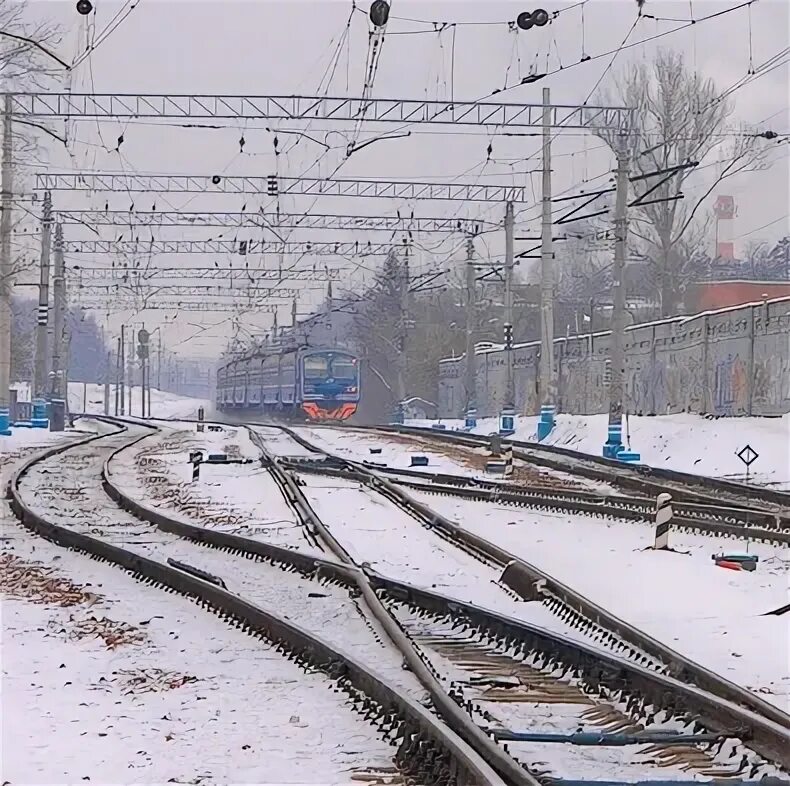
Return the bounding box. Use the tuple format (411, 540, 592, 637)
(76, 0, 93, 15)
(516, 9, 550, 30)
(504, 322, 514, 349)
(267, 175, 278, 196)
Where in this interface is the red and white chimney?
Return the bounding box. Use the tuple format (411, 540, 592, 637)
(713, 195, 736, 260)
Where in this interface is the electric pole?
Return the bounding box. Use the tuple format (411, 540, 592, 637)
(605, 136, 631, 458)
(500, 200, 515, 433)
(464, 236, 477, 427)
(119, 325, 125, 416)
(127, 331, 133, 416)
(396, 250, 410, 420)
(49, 223, 66, 401)
(104, 349, 111, 415)
(34, 192, 53, 398)
(0, 93, 13, 417)
(537, 86, 556, 440)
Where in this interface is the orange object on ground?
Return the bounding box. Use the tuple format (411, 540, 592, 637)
(715, 560, 742, 571)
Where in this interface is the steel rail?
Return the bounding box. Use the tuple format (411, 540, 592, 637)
(274, 425, 790, 734)
(281, 459, 789, 546)
(350, 425, 790, 518)
(242, 426, 539, 786)
(97, 419, 790, 770)
(7, 423, 503, 786)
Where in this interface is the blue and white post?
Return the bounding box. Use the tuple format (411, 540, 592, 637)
(0, 407, 11, 436)
(31, 398, 49, 429)
(537, 404, 555, 442)
(499, 406, 515, 436)
(603, 418, 623, 459)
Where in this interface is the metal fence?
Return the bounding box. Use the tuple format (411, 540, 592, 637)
(438, 296, 790, 418)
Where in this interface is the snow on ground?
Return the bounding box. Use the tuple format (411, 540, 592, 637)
(254, 425, 325, 459)
(299, 472, 631, 654)
(294, 426, 613, 492)
(112, 422, 310, 552)
(295, 425, 487, 476)
(408, 490, 790, 712)
(410, 413, 790, 489)
(17, 424, 426, 703)
(11, 381, 210, 421)
(1, 527, 399, 783)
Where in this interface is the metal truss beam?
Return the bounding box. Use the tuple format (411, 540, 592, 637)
(56, 210, 495, 233)
(11, 93, 633, 131)
(74, 285, 299, 299)
(63, 238, 404, 255)
(66, 267, 343, 282)
(37, 173, 529, 203)
(74, 299, 280, 313)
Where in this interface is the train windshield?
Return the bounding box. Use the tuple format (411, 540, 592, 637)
(303, 355, 329, 381)
(330, 355, 358, 382)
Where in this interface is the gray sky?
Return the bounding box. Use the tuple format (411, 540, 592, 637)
(13, 0, 790, 359)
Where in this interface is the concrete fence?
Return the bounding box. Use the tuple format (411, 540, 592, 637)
(438, 296, 790, 419)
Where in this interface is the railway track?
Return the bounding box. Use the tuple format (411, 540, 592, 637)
(348, 424, 790, 527)
(285, 459, 789, 546)
(7, 420, 505, 786)
(241, 423, 790, 780)
(24, 415, 788, 783)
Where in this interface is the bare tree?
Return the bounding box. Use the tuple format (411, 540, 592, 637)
(599, 48, 767, 316)
(2, 0, 63, 284)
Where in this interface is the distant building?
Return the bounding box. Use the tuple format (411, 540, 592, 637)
(687, 279, 790, 311)
(401, 397, 437, 420)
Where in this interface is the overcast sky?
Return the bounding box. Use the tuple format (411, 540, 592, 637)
(13, 0, 790, 359)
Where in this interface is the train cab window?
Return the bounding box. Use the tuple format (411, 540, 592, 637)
(303, 355, 329, 379)
(330, 356, 357, 381)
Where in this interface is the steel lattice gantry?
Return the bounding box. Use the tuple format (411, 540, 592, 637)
(74, 284, 300, 299)
(73, 298, 280, 313)
(66, 266, 344, 282)
(10, 93, 633, 131)
(37, 173, 529, 203)
(62, 238, 407, 255)
(56, 210, 495, 233)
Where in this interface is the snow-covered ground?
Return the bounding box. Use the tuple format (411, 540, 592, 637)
(410, 413, 790, 489)
(112, 422, 311, 552)
(16, 423, 427, 703)
(1, 528, 400, 783)
(299, 473, 632, 655)
(409, 490, 790, 712)
(294, 426, 613, 492)
(11, 381, 210, 421)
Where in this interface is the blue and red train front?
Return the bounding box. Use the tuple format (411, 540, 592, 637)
(300, 350, 360, 421)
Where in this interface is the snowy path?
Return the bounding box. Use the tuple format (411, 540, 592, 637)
(1, 529, 399, 783)
(17, 424, 427, 702)
(409, 490, 790, 712)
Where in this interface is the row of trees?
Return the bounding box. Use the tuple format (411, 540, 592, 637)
(11, 297, 109, 384)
